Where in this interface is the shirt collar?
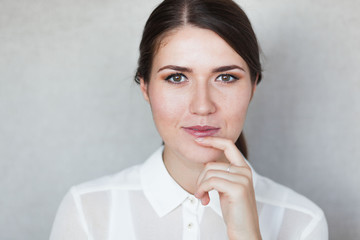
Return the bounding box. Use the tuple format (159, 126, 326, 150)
(140, 146, 189, 217)
(140, 146, 258, 218)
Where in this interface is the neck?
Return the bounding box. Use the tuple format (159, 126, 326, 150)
(162, 146, 205, 195)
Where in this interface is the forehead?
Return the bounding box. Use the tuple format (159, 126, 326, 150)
(153, 26, 248, 71)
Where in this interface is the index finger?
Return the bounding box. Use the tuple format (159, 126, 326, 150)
(195, 137, 248, 167)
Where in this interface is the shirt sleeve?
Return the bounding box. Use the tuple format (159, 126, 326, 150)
(301, 211, 329, 240)
(49, 187, 89, 240)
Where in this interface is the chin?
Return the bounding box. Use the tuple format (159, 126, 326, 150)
(180, 143, 225, 164)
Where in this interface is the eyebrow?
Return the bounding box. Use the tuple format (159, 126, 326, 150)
(158, 65, 193, 73)
(212, 65, 245, 73)
(157, 64, 245, 73)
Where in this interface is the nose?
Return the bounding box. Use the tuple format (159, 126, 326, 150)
(189, 82, 216, 115)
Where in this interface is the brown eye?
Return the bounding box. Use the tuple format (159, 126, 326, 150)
(221, 75, 230, 81)
(216, 74, 238, 83)
(173, 74, 182, 82)
(165, 73, 187, 84)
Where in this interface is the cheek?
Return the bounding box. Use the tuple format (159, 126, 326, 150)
(225, 86, 252, 114)
(222, 87, 252, 134)
(148, 88, 185, 128)
(223, 101, 248, 129)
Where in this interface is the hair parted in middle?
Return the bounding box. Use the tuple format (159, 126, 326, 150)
(135, 0, 262, 85)
(134, 0, 263, 158)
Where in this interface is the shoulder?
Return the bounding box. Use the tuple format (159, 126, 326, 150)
(70, 164, 143, 196)
(51, 164, 144, 239)
(254, 172, 328, 239)
(255, 173, 323, 218)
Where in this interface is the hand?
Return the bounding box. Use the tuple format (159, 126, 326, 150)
(194, 137, 261, 240)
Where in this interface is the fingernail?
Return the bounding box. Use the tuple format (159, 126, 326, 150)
(195, 138, 204, 142)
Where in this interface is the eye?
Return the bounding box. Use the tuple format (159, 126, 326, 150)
(165, 73, 187, 84)
(215, 74, 238, 83)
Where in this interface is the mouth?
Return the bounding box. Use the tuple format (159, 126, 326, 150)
(182, 125, 220, 137)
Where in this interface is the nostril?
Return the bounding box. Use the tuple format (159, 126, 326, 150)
(190, 93, 216, 115)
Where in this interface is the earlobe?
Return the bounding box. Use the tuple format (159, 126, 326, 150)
(140, 78, 150, 103)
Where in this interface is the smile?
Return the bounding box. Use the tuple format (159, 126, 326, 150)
(182, 125, 220, 137)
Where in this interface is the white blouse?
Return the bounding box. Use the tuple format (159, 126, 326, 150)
(50, 147, 328, 240)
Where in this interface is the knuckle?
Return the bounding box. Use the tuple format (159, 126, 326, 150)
(203, 170, 215, 180)
(239, 166, 252, 176)
(234, 177, 253, 198)
(242, 176, 252, 187)
(207, 176, 217, 183)
(244, 167, 252, 177)
(205, 162, 216, 169)
(206, 176, 219, 185)
(235, 185, 247, 197)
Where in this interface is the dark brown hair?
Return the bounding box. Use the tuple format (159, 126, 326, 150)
(135, 0, 262, 159)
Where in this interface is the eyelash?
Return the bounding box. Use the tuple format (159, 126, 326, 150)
(164, 73, 239, 84)
(215, 74, 239, 83)
(165, 73, 187, 84)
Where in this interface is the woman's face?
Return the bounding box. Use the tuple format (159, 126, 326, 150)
(140, 26, 256, 164)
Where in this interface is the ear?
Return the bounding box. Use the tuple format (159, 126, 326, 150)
(140, 78, 150, 103)
(250, 74, 259, 101)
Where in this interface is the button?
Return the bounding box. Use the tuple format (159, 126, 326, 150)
(188, 196, 196, 204)
(187, 223, 193, 229)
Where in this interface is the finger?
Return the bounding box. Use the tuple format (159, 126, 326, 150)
(197, 162, 228, 186)
(196, 164, 251, 187)
(199, 192, 210, 206)
(195, 177, 242, 201)
(195, 137, 248, 167)
(200, 171, 251, 187)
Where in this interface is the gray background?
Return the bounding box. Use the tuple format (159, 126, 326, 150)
(0, 0, 359, 239)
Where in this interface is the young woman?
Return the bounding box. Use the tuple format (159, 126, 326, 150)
(50, 0, 328, 239)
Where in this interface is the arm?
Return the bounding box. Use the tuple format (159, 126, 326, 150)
(50, 187, 89, 240)
(301, 212, 328, 240)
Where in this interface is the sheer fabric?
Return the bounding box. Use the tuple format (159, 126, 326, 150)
(50, 147, 328, 240)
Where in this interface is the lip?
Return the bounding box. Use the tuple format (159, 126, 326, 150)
(182, 125, 220, 137)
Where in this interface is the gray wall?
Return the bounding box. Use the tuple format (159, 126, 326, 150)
(0, 0, 359, 239)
